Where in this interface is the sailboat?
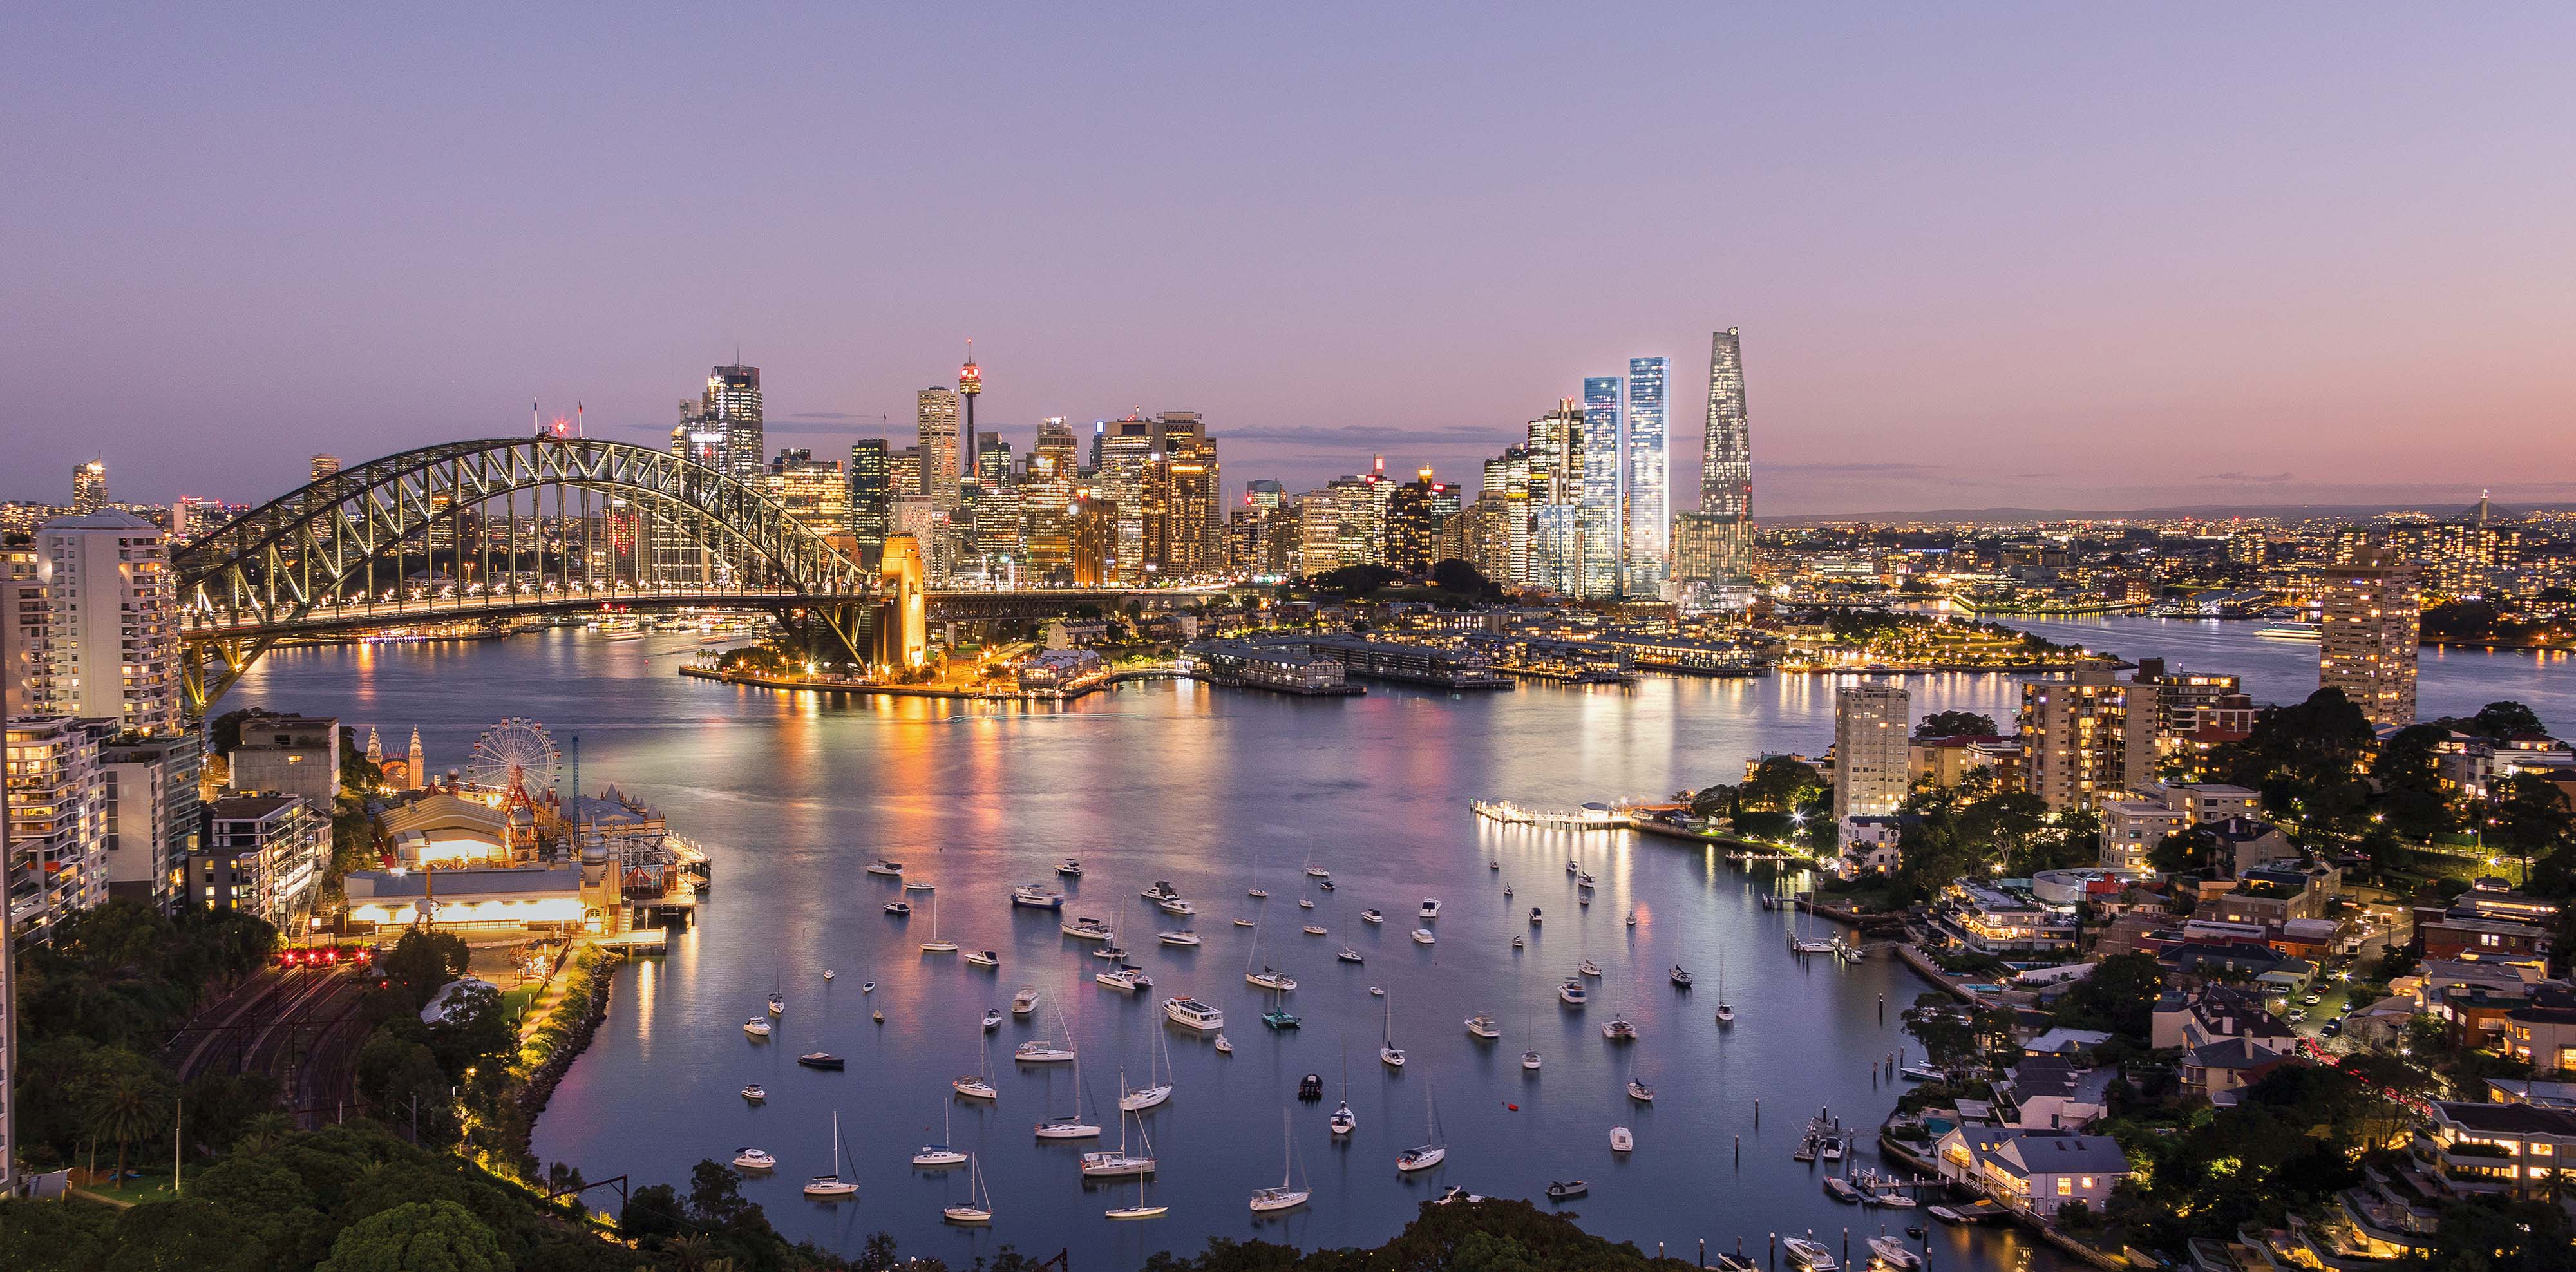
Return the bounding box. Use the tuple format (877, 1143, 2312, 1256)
(1016, 1007, 1077, 1063)
(1248, 852, 1267, 900)
(1522, 1009, 1542, 1071)
(954, 1031, 999, 1099)
(1379, 990, 1406, 1068)
(1104, 1166, 1166, 1221)
(1035, 1039, 1103, 1139)
(802, 1112, 859, 1198)
(1249, 1107, 1312, 1213)
(1121, 1027, 1174, 1111)
(1244, 921, 1296, 992)
(1080, 1069, 1159, 1177)
(1716, 948, 1736, 1024)
(920, 893, 958, 954)
(942, 1153, 993, 1224)
(1395, 1079, 1446, 1172)
(1329, 1046, 1356, 1135)
(912, 1102, 969, 1167)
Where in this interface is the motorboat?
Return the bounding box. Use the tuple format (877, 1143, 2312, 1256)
(1056, 859, 1083, 877)
(1783, 1237, 1839, 1271)
(1419, 898, 1441, 920)
(1337, 946, 1364, 963)
(860, 980, 876, 994)
(1464, 1012, 1499, 1039)
(1011, 884, 1065, 910)
(822, 969, 835, 982)
(1012, 987, 1040, 1016)
(1163, 997, 1224, 1032)
(1233, 917, 1256, 927)
(1489, 859, 1501, 870)
(941, 1153, 993, 1224)
(1671, 965, 1694, 987)
(1899, 1063, 1944, 1082)
(904, 880, 936, 893)
(1511, 936, 1524, 949)
(1297, 898, 1315, 909)
(1158, 930, 1200, 946)
(1246, 967, 1297, 992)
(1504, 884, 1513, 897)
(768, 993, 784, 1016)
(1545, 1180, 1587, 1200)
(741, 1083, 765, 1102)
(797, 1052, 845, 1070)
(1248, 887, 1268, 898)
(1626, 1079, 1654, 1102)
(1557, 979, 1587, 1005)
(1096, 965, 1151, 992)
(1609, 1126, 1634, 1153)
(1213, 1034, 1233, 1054)
(732, 1148, 777, 1171)
(1716, 1001, 1736, 1023)
(744, 1017, 772, 1038)
(1434, 1186, 1484, 1204)
(1014, 1039, 1075, 1063)
(1530, 908, 1542, 926)
(1060, 916, 1113, 940)
(1566, 858, 1579, 875)
(1577, 871, 1596, 886)
(866, 859, 904, 877)
(883, 902, 911, 916)
(1821, 1139, 1846, 1163)
(1602, 1016, 1637, 1042)
(1578, 959, 1602, 978)
(1578, 891, 1592, 907)
(1410, 928, 1435, 945)
(873, 1010, 884, 1023)
(1141, 880, 1182, 903)
(1318, 879, 1335, 891)
(1261, 1009, 1302, 1030)
(1094, 944, 1128, 960)
(964, 949, 999, 967)
(982, 1009, 1003, 1031)
(802, 1112, 859, 1199)
(1302, 924, 1327, 936)
(1158, 897, 1196, 916)
(1869, 1237, 1924, 1271)
(1368, 985, 1384, 997)
(1824, 1177, 1862, 1204)
(1873, 1184, 1921, 1210)
(1360, 909, 1383, 924)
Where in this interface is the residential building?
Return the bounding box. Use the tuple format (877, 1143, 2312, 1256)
(1833, 683, 1910, 833)
(2018, 667, 2153, 812)
(2319, 547, 2421, 727)
(2416, 1101, 2576, 1199)
(1579, 375, 1623, 597)
(1931, 878, 2078, 963)
(99, 732, 199, 909)
(1523, 399, 1589, 594)
(23, 511, 184, 736)
(71, 460, 109, 514)
(5, 716, 105, 946)
(2098, 797, 2186, 870)
(226, 714, 341, 808)
(198, 794, 324, 926)
(1623, 356, 1668, 595)
(2127, 660, 2246, 735)
(1933, 1126, 2132, 1220)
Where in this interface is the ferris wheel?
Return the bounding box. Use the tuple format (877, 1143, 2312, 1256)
(468, 717, 561, 806)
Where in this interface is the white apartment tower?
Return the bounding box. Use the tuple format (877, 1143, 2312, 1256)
(26, 511, 184, 737)
(1833, 683, 1911, 827)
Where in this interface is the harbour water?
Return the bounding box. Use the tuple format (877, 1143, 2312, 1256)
(227, 618, 2562, 1267)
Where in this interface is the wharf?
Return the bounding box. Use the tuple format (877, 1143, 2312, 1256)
(680, 663, 1177, 703)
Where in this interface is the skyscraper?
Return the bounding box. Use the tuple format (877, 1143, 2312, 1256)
(1624, 357, 1669, 594)
(1524, 399, 1586, 594)
(848, 439, 893, 567)
(1386, 470, 1459, 574)
(1580, 376, 1624, 598)
(2320, 549, 2421, 728)
(917, 387, 961, 506)
(24, 511, 182, 736)
(71, 460, 108, 514)
(1833, 683, 1911, 831)
(703, 365, 764, 484)
(2018, 667, 2154, 812)
(310, 455, 342, 484)
(1095, 418, 1155, 581)
(1024, 419, 1078, 579)
(1700, 329, 1750, 520)
(1144, 417, 1220, 578)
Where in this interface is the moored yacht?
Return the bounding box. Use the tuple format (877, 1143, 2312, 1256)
(1011, 884, 1065, 910)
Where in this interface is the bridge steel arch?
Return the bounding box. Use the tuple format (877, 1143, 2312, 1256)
(173, 437, 877, 711)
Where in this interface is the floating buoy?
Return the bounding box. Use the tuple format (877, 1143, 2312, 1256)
(1506, 1103, 1520, 1112)
(872, 1010, 884, 1023)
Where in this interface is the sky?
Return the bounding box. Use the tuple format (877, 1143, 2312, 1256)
(6, 6, 2573, 515)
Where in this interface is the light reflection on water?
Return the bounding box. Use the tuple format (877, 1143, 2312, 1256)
(229, 618, 2556, 1268)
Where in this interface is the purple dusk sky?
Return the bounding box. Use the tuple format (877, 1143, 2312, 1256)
(6, 6, 2572, 515)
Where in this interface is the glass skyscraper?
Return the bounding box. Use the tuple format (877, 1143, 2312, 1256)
(1579, 376, 1624, 598)
(1623, 357, 1669, 595)
(1700, 329, 1750, 518)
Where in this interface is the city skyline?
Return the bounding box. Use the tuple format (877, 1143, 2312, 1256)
(10, 9, 2575, 511)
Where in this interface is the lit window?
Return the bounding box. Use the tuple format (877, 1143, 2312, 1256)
(2056, 1177, 2073, 1196)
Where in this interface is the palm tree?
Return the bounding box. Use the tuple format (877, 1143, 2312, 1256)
(84, 1072, 174, 1190)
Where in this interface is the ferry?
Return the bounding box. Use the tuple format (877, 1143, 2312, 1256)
(866, 859, 905, 877)
(1163, 997, 1225, 1031)
(1011, 884, 1065, 910)
(2255, 620, 2322, 641)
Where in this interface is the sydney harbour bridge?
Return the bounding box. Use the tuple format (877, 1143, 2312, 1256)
(172, 437, 1174, 712)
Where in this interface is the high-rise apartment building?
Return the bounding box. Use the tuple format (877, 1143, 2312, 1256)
(1480, 448, 1531, 584)
(848, 439, 893, 568)
(1144, 419, 1220, 578)
(71, 460, 108, 514)
(1580, 376, 1624, 598)
(2319, 549, 2421, 728)
(5, 716, 105, 946)
(1833, 683, 1911, 831)
(1624, 356, 1670, 594)
(1439, 495, 1515, 584)
(24, 511, 183, 736)
(1523, 401, 1588, 593)
(2018, 667, 2155, 812)
(99, 731, 201, 910)
(917, 388, 962, 506)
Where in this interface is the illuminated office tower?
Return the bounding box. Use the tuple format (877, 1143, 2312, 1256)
(976, 433, 1013, 489)
(957, 348, 982, 480)
(1327, 468, 1390, 567)
(310, 455, 341, 483)
(1580, 376, 1624, 596)
(848, 440, 893, 567)
(1833, 683, 1911, 828)
(1068, 491, 1117, 586)
(1144, 419, 1220, 577)
(1295, 493, 1341, 577)
(917, 387, 961, 506)
(2319, 549, 2421, 728)
(1023, 419, 1078, 578)
(71, 460, 108, 514)
(1623, 356, 1669, 594)
(1691, 330, 1753, 582)
(1524, 400, 1586, 594)
(703, 365, 765, 484)
(1481, 447, 1531, 585)
(1095, 419, 1155, 582)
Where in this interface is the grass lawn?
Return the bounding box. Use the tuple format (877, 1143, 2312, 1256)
(73, 1167, 180, 1207)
